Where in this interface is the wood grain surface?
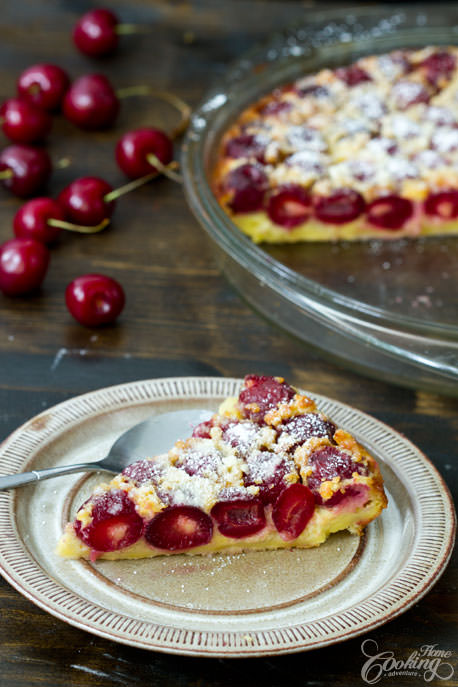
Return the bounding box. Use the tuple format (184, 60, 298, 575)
(0, 2, 456, 685)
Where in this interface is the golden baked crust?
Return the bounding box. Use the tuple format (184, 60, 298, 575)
(57, 375, 387, 560)
(212, 47, 458, 242)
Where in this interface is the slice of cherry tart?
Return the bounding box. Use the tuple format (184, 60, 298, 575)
(57, 375, 387, 560)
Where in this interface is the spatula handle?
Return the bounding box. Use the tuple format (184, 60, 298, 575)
(0, 463, 96, 491)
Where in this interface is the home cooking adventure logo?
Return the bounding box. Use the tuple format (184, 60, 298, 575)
(361, 639, 455, 684)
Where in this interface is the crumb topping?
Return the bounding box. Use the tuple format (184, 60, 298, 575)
(215, 46, 458, 205)
(78, 382, 378, 523)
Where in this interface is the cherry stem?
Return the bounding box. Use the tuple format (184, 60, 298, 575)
(56, 157, 71, 169)
(115, 23, 150, 35)
(115, 86, 191, 139)
(0, 168, 13, 180)
(104, 161, 180, 203)
(146, 154, 182, 183)
(47, 217, 110, 234)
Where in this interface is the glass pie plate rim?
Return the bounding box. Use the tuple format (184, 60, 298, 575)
(182, 4, 458, 393)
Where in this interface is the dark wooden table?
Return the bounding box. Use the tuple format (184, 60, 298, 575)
(0, 2, 456, 685)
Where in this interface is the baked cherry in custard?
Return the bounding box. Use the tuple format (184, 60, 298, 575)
(145, 506, 213, 551)
(211, 498, 266, 538)
(75, 491, 143, 552)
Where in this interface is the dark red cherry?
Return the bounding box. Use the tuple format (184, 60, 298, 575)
(267, 184, 312, 228)
(115, 128, 173, 179)
(0, 144, 52, 197)
(224, 163, 268, 213)
(244, 451, 296, 505)
(74, 490, 143, 552)
(259, 100, 292, 116)
(239, 374, 296, 423)
(144, 505, 213, 550)
(73, 9, 119, 57)
(65, 273, 125, 327)
(277, 413, 336, 449)
(392, 81, 430, 110)
(0, 98, 52, 143)
(63, 74, 119, 129)
(225, 134, 265, 162)
(307, 445, 368, 506)
(335, 65, 371, 86)
(420, 51, 456, 86)
(13, 197, 64, 244)
(367, 195, 413, 230)
(424, 190, 458, 220)
(58, 176, 114, 225)
(272, 483, 315, 540)
(192, 419, 215, 439)
(0, 237, 49, 296)
(211, 498, 266, 538)
(314, 189, 366, 224)
(17, 64, 70, 111)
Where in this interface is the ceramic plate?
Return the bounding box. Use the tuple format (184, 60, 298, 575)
(0, 377, 455, 657)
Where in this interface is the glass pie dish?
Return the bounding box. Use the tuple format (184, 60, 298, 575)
(182, 5, 458, 397)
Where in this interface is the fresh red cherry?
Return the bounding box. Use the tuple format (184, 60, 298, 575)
(210, 498, 266, 538)
(314, 189, 366, 224)
(238, 374, 296, 424)
(0, 98, 52, 143)
(58, 176, 114, 225)
(144, 505, 213, 551)
(267, 184, 312, 228)
(0, 144, 52, 197)
(75, 490, 143, 552)
(63, 74, 119, 129)
(13, 197, 64, 244)
(272, 483, 315, 540)
(0, 237, 49, 296)
(424, 190, 458, 220)
(73, 9, 120, 57)
(115, 128, 173, 179)
(65, 273, 125, 327)
(17, 64, 70, 111)
(367, 195, 413, 230)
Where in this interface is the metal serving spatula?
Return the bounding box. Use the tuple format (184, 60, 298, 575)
(0, 408, 212, 491)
